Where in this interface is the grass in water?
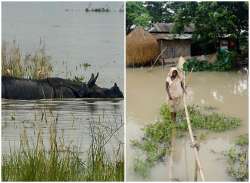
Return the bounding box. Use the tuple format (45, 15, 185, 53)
(2, 110, 124, 181)
(131, 104, 241, 177)
(225, 134, 248, 181)
(2, 40, 91, 83)
(2, 40, 53, 79)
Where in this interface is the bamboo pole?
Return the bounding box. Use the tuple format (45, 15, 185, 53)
(194, 160, 198, 181)
(168, 127, 176, 181)
(194, 136, 199, 181)
(183, 71, 205, 181)
(150, 46, 168, 69)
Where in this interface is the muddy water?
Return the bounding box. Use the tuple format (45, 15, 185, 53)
(2, 99, 123, 158)
(126, 67, 248, 181)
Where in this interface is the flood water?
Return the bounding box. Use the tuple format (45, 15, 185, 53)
(126, 67, 248, 181)
(2, 99, 124, 157)
(2, 2, 124, 159)
(2, 2, 124, 90)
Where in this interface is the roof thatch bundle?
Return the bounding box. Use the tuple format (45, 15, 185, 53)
(126, 27, 160, 66)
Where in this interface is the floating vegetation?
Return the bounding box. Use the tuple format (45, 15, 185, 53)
(2, 110, 124, 181)
(131, 104, 241, 177)
(82, 63, 91, 71)
(2, 40, 53, 79)
(225, 134, 248, 181)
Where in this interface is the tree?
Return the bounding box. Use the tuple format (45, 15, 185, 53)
(126, 2, 152, 34)
(172, 1, 248, 53)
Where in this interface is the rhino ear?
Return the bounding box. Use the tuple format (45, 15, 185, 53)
(87, 73, 99, 87)
(90, 73, 94, 80)
(94, 72, 99, 81)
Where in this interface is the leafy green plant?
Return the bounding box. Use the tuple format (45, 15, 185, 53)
(183, 50, 237, 72)
(225, 134, 248, 181)
(131, 104, 241, 177)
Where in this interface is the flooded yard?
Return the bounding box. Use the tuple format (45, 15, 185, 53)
(126, 67, 248, 181)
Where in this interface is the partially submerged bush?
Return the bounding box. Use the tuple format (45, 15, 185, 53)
(225, 134, 248, 181)
(183, 50, 237, 72)
(2, 40, 53, 79)
(131, 104, 241, 177)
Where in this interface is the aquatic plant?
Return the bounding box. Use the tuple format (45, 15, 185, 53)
(131, 104, 241, 177)
(2, 40, 53, 79)
(2, 110, 124, 181)
(225, 134, 248, 181)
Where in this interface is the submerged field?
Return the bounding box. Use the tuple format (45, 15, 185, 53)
(126, 67, 248, 181)
(131, 104, 247, 181)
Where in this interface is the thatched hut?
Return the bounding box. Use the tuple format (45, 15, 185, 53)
(126, 27, 160, 66)
(149, 23, 194, 60)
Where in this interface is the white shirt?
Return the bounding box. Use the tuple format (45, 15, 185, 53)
(166, 76, 183, 98)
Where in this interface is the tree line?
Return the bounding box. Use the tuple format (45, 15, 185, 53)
(126, 1, 248, 54)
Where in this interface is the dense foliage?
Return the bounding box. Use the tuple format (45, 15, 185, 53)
(126, 2, 152, 33)
(126, 2, 248, 54)
(183, 50, 238, 72)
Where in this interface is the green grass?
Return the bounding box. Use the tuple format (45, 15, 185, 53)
(131, 104, 241, 177)
(2, 110, 124, 181)
(225, 134, 248, 181)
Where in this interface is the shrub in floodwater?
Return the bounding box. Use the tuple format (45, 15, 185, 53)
(183, 50, 237, 72)
(131, 104, 241, 177)
(2, 40, 53, 79)
(225, 134, 248, 181)
(2, 110, 124, 181)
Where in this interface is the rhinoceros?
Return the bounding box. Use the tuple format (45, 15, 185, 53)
(2, 73, 123, 100)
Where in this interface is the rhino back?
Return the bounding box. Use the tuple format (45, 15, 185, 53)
(2, 77, 53, 99)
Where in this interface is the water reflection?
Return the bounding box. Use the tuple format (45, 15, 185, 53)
(211, 90, 224, 102)
(2, 99, 124, 155)
(233, 78, 248, 95)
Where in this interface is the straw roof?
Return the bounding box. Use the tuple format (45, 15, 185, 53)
(126, 27, 160, 66)
(149, 23, 195, 33)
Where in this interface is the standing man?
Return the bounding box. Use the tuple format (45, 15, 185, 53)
(166, 67, 186, 122)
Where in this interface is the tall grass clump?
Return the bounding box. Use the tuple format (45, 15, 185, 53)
(2, 110, 124, 181)
(2, 40, 53, 79)
(131, 104, 241, 177)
